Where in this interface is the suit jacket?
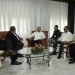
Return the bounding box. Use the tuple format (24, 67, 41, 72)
(6, 31, 23, 50)
(51, 29, 61, 41)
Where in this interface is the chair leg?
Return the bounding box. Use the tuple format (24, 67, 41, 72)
(66, 49, 69, 57)
(0, 60, 2, 67)
(64, 48, 67, 60)
(64, 53, 66, 60)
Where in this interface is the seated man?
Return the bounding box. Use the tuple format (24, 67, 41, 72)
(27, 27, 46, 49)
(57, 26, 73, 59)
(6, 26, 24, 65)
(69, 34, 75, 64)
(50, 25, 61, 55)
(69, 43, 75, 64)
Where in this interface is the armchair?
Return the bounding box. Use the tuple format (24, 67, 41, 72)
(27, 31, 48, 47)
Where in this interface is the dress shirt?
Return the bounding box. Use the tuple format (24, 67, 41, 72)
(58, 31, 73, 42)
(31, 31, 46, 40)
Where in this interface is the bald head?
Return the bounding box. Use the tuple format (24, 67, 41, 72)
(64, 26, 69, 33)
(10, 26, 16, 32)
(37, 27, 41, 32)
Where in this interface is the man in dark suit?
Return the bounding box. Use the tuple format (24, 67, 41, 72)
(51, 25, 61, 55)
(69, 43, 75, 64)
(6, 26, 24, 65)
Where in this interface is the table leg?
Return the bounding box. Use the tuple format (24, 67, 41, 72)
(43, 53, 44, 61)
(26, 55, 29, 64)
(47, 55, 51, 67)
(0, 60, 2, 67)
(29, 55, 31, 70)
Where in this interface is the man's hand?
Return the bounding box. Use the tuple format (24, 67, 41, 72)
(19, 37, 23, 42)
(26, 38, 30, 41)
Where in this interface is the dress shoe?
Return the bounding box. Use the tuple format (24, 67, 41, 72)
(69, 58, 73, 61)
(69, 59, 75, 64)
(17, 54, 24, 58)
(11, 61, 22, 65)
(57, 55, 61, 59)
(51, 52, 56, 55)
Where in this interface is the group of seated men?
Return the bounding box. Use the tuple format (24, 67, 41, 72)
(2, 25, 75, 65)
(50, 25, 75, 64)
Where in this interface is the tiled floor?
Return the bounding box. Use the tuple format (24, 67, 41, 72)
(0, 48, 75, 75)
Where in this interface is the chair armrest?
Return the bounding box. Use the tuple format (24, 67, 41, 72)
(0, 51, 5, 56)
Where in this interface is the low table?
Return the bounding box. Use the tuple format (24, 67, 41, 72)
(23, 47, 51, 69)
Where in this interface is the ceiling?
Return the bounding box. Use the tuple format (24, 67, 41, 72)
(52, 0, 75, 2)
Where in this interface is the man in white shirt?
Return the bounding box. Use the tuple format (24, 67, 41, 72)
(27, 27, 46, 47)
(57, 26, 73, 59)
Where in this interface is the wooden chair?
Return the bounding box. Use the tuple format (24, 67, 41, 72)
(0, 32, 8, 67)
(63, 44, 69, 60)
(0, 31, 8, 40)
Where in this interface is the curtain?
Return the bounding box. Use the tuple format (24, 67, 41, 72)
(49, 1, 68, 36)
(0, 0, 68, 37)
